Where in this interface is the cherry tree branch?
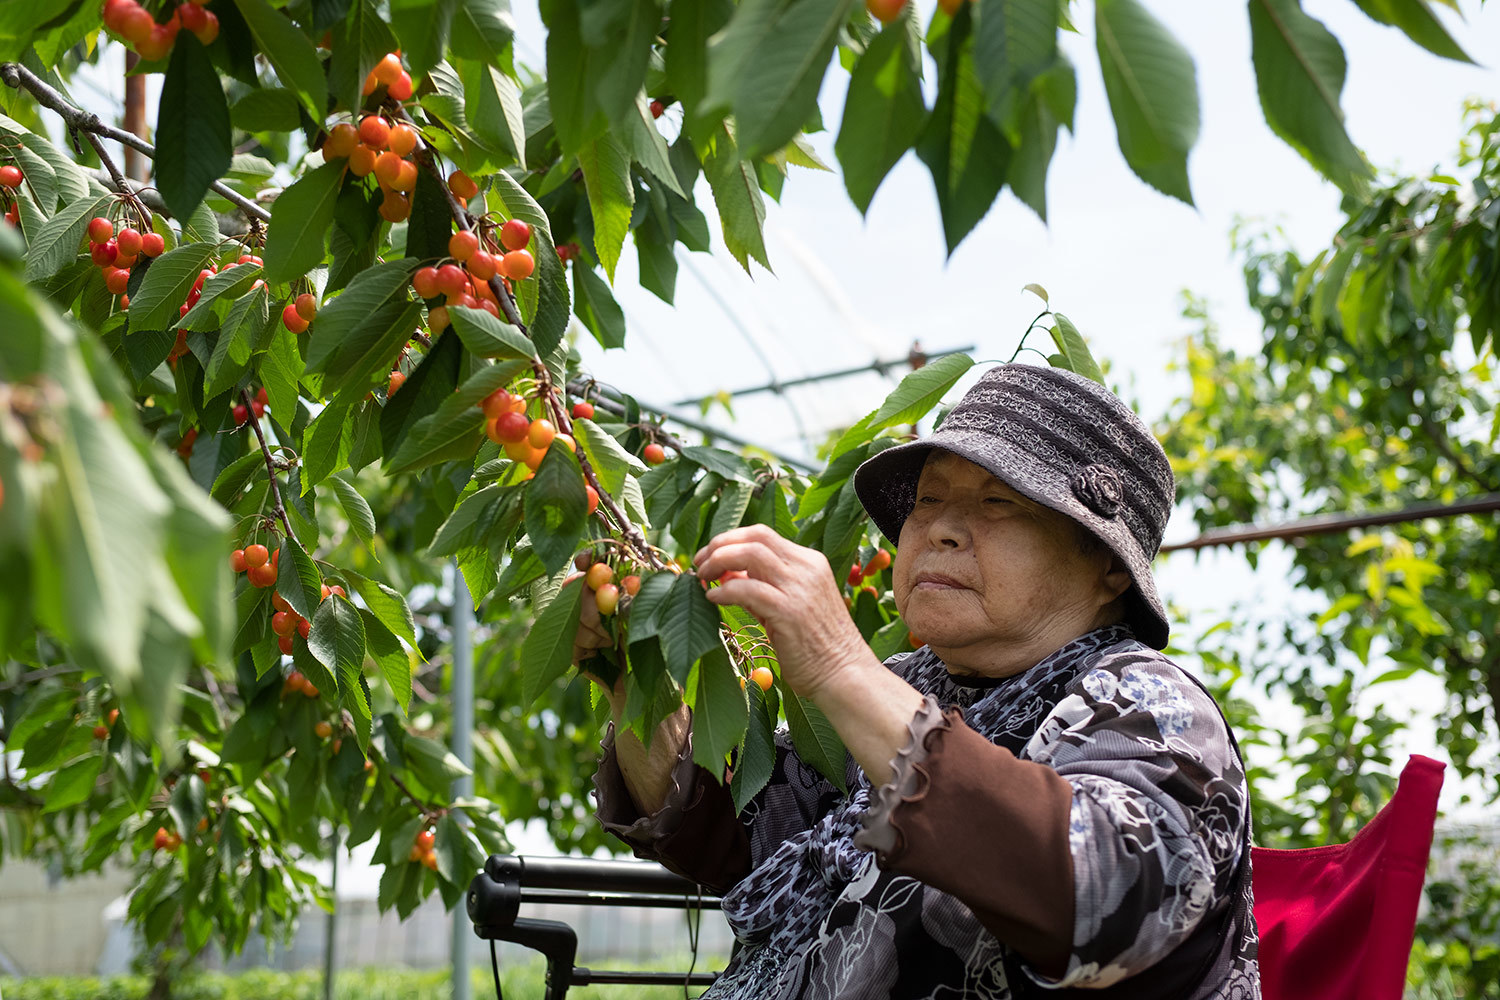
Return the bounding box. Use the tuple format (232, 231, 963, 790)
(81, 130, 151, 231)
(0, 61, 271, 223)
(241, 388, 295, 540)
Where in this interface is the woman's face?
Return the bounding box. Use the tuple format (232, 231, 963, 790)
(892, 451, 1130, 675)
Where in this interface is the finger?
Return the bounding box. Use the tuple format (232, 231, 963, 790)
(694, 523, 788, 568)
(696, 539, 788, 584)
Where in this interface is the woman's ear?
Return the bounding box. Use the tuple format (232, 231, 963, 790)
(1099, 554, 1132, 606)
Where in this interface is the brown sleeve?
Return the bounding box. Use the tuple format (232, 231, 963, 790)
(854, 697, 1075, 977)
(591, 725, 753, 895)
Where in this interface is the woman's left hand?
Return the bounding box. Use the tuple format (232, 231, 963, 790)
(693, 525, 874, 698)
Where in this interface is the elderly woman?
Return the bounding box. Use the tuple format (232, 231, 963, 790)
(582, 365, 1259, 998)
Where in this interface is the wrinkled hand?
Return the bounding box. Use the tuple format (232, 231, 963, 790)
(567, 573, 624, 711)
(693, 524, 871, 699)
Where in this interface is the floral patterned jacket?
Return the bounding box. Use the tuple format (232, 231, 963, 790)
(593, 624, 1261, 999)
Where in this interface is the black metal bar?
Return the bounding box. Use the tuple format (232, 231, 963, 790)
(520, 889, 723, 909)
(493, 854, 710, 895)
(669, 345, 976, 406)
(1159, 493, 1500, 553)
(573, 968, 721, 986)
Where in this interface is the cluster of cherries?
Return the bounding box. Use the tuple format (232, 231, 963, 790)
(230, 542, 280, 589)
(1, 164, 24, 226)
(281, 669, 321, 700)
(170, 252, 268, 362)
(232, 386, 269, 428)
(578, 558, 641, 618)
(475, 386, 600, 500)
(281, 292, 317, 334)
(85, 214, 164, 309)
(151, 826, 183, 851)
(411, 216, 536, 337)
(362, 51, 415, 103)
(91, 708, 121, 740)
(408, 827, 438, 870)
(322, 112, 424, 223)
(101, 0, 219, 62)
(845, 547, 892, 589)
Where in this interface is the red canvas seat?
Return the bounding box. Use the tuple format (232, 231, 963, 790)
(1251, 754, 1446, 1000)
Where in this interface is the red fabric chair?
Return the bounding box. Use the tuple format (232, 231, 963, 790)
(1251, 754, 1446, 1000)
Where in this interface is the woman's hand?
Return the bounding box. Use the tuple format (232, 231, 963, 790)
(693, 524, 874, 699)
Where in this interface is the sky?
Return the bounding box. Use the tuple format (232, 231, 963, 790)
(63, 0, 1500, 869)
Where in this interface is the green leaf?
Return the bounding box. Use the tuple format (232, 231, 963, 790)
(782, 685, 847, 792)
(572, 418, 646, 496)
(262, 163, 345, 285)
(1094, 0, 1199, 203)
(230, 87, 302, 132)
(691, 646, 748, 773)
(1248, 0, 1371, 196)
(1048, 314, 1105, 384)
(429, 484, 508, 556)
(974, 0, 1060, 140)
(731, 681, 776, 810)
(486, 170, 570, 356)
(21, 191, 112, 283)
(701, 124, 771, 274)
(524, 443, 589, 573)
(578, 132, 634, 283)
(383, 360, 528, 474)
(447, 0, 517, 64)
(155, 35, 232, 221)
(574, 265, 626, 349)
(658, 573, 722, 671)
(180, 264, 265, 332)
(1350, 0, 1470, 62)
(389, 0, 457, 80)
(128, 242, 218, 332)
(916, 9, 1013, 254)
(869, 352, 974, 431)
(328, 0, 399, 112)
(542, 2, 604, 154)
(204, 289, 271, 400)
(836, 10, 927, 214)
(330, 476, 376, 549)
(624, 94, 683, 196)
(345, 570, 419, 650)
(43, 755, 104, 813)
(703, 0, 853, 159)
(309, 594, 368, 698)
(301, 403, 355, 490)
(447, 305, 534, 359)
(258, 322, 303, 422)
(231, 0, 328, 119)
(276, 536, 324, 621)
(463, 63, 528, 169)
(361, 608, 412, 715)
(520, 577, 584, 706)
(302, 258, 418, 372)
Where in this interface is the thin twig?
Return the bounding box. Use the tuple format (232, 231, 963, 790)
(82, 131, 150, 231)
(241, 388, 295, 539)
(0, 61, 271, 223)
(0, 664, 81, 692)
(385, 768, 442, 819)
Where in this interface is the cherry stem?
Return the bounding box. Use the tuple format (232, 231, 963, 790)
(241, 388, 295, 540)
(81, 131, 151, 232)
(384, 767, 441, 820)
(401, 112, 669, 573)
(0, 61, 271, 223)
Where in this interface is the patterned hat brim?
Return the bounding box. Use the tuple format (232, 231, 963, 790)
(853, 430, 1170, 650)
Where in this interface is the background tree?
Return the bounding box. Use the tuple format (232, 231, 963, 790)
(0, 0, 1482, 985)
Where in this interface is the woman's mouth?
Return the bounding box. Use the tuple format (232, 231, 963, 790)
(914, 572, 967, 590)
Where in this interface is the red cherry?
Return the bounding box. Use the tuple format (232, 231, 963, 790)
(278, 634, 295, 655)
(388, 71, 413, 102)
(230, 549, 245, 576)
(87, 217, 113, 244)
(91, 241, 118, 267)
(256, 386, 268, 406)
(283, 304, 309, 333)
(449, 230, 479, 262)
(243, 544, 270, 568)
(271, 591, 291, 612)
(501, 249, 534, 280)
(191, 9, 218, 45)
(467, 250, 497, 281)
(272, 611, 295, 636)
(494, 411, 529, 443)
(435, 264, 468, 300)
(0, 165, 19, 189)
(358, 115, 390, 148)
(251, 400, 265, 419)
(373, 53, 403, 85)
(153, 827, 170, 850)
(412, 266, 439, 299)
(141, 232, 165, 257)
(571, 401, 595, 420)
(232, 404, 248, 426)
(448, 170, 478, 201)
(499, 219, 531, 251)
(137, 24, 175, 61)
(297, 618, 310, 639)
(374, 149, 403, 186)
(324, 123, 359, 158)
(866, 0, 907, 23)
(295, 293, 318, 321)
(847, 564, 863, 587)
(643, 443, 666, 465)
(388, 370, 405, 395)
(248, 562, 277, 588)
(650, 100, 664, 119)
(177, 3, 206, 32)
(349, 145, 377, 177)
(105, 267, 130, 295)
(481, 389, 513, 418)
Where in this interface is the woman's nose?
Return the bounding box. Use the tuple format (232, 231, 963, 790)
(926, 508, 971, 549)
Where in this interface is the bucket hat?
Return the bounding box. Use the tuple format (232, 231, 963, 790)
(852, 364, 1176, 649)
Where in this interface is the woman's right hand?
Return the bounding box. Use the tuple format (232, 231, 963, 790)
(569, 573, 625, 712)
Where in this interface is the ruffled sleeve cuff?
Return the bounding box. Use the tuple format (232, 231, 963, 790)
(853, 694, 955, 862)
(591, 721, 699, 850)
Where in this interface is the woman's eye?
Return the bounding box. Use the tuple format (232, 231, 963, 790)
(985, 497, 1013, 505)
(918, 495, 941, 504)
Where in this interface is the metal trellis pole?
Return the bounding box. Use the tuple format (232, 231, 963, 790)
(450, 561, 475, 1000)
(322, 834, 337, 1000)
(1158, 493, 1500, 553)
